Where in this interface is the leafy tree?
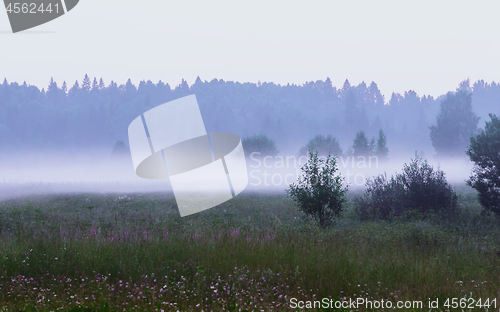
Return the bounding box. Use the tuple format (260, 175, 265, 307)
(287, 149, 348, 228)
(299, 134, 342, 156)
(352, 131, 373, 157)
(242, 134, 279, 158)
(458, 78, 472, 92)
(389, 92, 403, 106)
(355, 153, 458, 220)
(467, 114, 500, 215)
(429, 90, 480, 157)
(375, 129, 389, 160)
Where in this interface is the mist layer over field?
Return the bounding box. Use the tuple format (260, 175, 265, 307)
(0, 148, 474, 201)
(0, 150, 170, 200)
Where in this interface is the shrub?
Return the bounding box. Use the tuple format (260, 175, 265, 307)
(286, 149, 348, 228)
(242, 134, 279, 158)
(298, 134, 343, 156)
(112, 140, 129, 157)
(467, 114, 500, 215)
(355, 153, 458, 220)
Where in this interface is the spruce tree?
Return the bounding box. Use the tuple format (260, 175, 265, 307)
(98, 78, 105, 90)
(92, 77, 98, 91)
(82, 74, 91, 91)
(352, 131, 372, 157)
(375, 129, 389, 160)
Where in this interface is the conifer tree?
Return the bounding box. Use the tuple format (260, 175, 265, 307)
(352, 131, 372, 157)
(82, 74, 91, 91)
(375, 129, 389, 161)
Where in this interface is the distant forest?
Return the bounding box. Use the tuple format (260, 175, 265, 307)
(0, 75, 499, 156)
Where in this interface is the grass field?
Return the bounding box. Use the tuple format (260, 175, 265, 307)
(0, 187, 499, 311)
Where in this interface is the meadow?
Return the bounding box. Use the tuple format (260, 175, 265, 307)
(0, 187, 499, 311)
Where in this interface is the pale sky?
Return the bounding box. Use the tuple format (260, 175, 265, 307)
(1, 0, 500, 99)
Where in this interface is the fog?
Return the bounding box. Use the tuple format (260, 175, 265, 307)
(0, 147, 474, 202)
(0, 150, 171, 200)
(245, 154, 473, 190)
(0, 77, 492, 202)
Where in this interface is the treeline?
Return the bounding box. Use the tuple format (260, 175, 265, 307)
(244, 131, 388, 160)
(1, 75, 499, 156)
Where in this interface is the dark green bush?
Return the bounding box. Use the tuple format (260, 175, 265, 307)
(354, 153, 458, 220)
(298, 134, 343, 156)
(242, 134, 279, 158)
(287, 149, 348, 228)
(467, 114, 500, 216)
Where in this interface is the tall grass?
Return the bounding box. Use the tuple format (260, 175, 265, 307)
(0, 190, 499, 311)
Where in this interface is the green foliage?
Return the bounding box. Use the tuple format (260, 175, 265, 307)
(430, 90, 480, 157)
(375, 129, 389, 161)
(355, 153, 458, 220)
(298, 134, 343, 156)
(4, 77, 500, 157)
(286, 149, 348, 228)
(1, 192, 500, 310)
(351, 129, 389, 161)
(352, 131, 373, 157)
(242, 134, 279, 158)
(467, 113, 500, 215)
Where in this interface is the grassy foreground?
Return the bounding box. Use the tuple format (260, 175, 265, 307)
(0, 190, 499, 311)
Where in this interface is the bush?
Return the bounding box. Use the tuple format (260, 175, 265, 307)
(112, 140, 130, 157)
(286, 149, 348, 228)
(298, 134, 343, 156)
(242, 134, 279, 158)
(354, 153, 458, 220)
(467, 114, 500, 215)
